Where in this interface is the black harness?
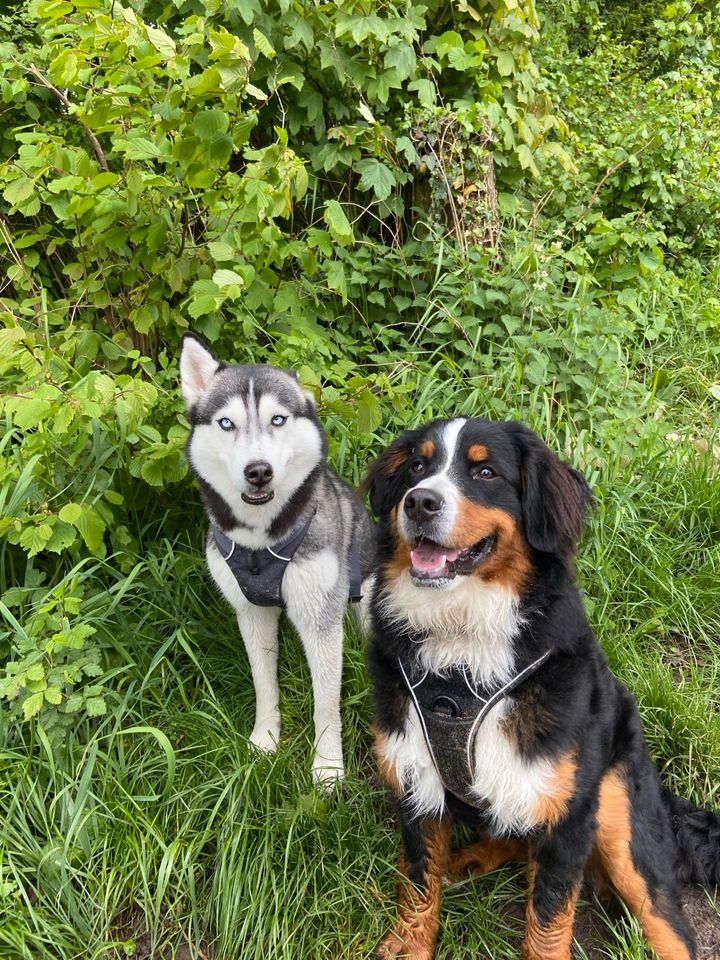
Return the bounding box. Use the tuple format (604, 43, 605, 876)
(212, 515, 363, 609)
(397, 650, 552, 806)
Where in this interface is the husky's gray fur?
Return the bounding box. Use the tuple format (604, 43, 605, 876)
(180, 333, 374, 784)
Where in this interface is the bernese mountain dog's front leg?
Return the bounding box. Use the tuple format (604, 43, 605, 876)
(522, 841, 585, 960)
(376, 801, 452, 960)
(519, 798, 604, 960)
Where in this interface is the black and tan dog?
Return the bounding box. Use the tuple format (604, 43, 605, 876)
(365, 416, 720, 960)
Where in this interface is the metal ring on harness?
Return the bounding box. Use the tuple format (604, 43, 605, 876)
(431, 695, 460, 718)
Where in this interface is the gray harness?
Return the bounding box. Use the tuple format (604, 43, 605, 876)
(398, 650, 552, 806)
(212, 515, 363, 608)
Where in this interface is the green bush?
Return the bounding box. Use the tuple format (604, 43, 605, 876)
(0, 0, 718, 757)
(1, 2, 719, 956)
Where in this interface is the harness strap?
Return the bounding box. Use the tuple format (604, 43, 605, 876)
(348, 533, 363, 603)
(211, 512, 315, 608)
(463, 649, 552, 775)
(212, 512, 363, 607)
(398, 648, 553, 806)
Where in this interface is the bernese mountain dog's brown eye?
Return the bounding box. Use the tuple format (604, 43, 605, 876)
(474, 465, 495, 480)
(410, 461, 425, 475)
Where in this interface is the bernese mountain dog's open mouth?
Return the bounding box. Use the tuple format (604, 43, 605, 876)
(409, 534, 496, 585)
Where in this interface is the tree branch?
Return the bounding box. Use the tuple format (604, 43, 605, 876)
(26, 61, 109, 172)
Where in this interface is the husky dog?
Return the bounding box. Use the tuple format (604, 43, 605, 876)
(180, 333, 374, 784)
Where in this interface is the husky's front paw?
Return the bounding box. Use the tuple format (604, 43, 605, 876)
(249, 718, 280, 753)
(311, 753, 344, 788)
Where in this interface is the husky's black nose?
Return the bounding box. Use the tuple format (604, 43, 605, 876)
(404, 489, 443, 523)
(244, 461, 274, 487)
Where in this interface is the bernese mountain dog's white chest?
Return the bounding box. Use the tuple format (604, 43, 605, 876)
(377, 696, 560, 835)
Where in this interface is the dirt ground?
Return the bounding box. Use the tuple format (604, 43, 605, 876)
(481, 882, 719, 960)
(114, 884, 718, 959)
(569, 884, 718, 959)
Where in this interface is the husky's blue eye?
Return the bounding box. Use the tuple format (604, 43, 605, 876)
(271, 415, 287, 427)
(218, 417, 234, 431)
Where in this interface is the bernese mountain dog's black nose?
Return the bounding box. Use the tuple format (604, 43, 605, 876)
(403, 488, 443, 523)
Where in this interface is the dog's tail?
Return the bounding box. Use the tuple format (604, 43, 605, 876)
(663, 789, 720, 887)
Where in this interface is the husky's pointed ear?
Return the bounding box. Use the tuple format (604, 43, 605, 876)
(512, 423, 591, 560)
(363, 434, 415, 516)
(180, 333, 220, 408)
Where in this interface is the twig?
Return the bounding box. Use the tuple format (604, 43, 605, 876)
(574, 137, 656, 227)
(26, 61, 109, 171)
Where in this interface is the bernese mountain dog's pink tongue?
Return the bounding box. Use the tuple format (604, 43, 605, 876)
(410, 540, 460, 573)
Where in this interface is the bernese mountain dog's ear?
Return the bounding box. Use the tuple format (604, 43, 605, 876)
(512, 423, 591, 559)
(363, 434, 415, 516)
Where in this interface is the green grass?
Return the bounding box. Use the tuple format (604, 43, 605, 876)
(1, 352, 718, 960)
(2, 237, 720, 960)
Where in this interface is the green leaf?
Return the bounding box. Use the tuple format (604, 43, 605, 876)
(45, 686, 63, 705)
(59, 503, 82, 524)
(3, 178, 35, 207)
(496, 50, 515, 76)
(85, 696, 107, 717)
(146, 24, 176, 59)
(131, 303, 158, 334)
(326, 260, 347, 302)
(23, 692, 45, 721)
(44, 521, 77, 554)
(395, 136, 418, 164)
(517, 144, 539, 176)
(12, 397, 53, 430)
(118, 138, 164, 160)
(253, 29, 276, 59)
(206, 134, 234, 168)
(188, 294, 224, 319)
(26, 664, 45, 683)
(208, 242, 235, 262)
(186, 165, 217, 188)
(167, 258, 191, 293)
(53, 624, 96, 649)
(384, 43, 417, 81)
(0, 327, 26, 356)
(212, 269, 246, 289)
(435, 30, 464, 58)
(19, 523, 53, 558)
(59, 504, 105, 553)
(324, 200, 354, 246)
(193, 109, 230, 142)
(355, 159, 395, 201)
(49, 50, 78, 85)
(355, 388, 382, 433)
(407, 78, 435, 107)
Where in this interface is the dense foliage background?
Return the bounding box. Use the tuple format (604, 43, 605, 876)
(1, 1, 719, 957)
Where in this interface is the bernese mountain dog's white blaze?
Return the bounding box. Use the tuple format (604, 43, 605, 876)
(365, 417, 720, 960)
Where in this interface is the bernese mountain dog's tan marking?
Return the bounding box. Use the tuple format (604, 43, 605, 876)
(449, 501, 532, 592)
(524, 864, 580, 960)
(532, 752, 578, 828)
(446, 835, 527, 881)
(376, 820, 452, 960)
(595, 771, 694, 960)
(365, 417, 720, 960)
